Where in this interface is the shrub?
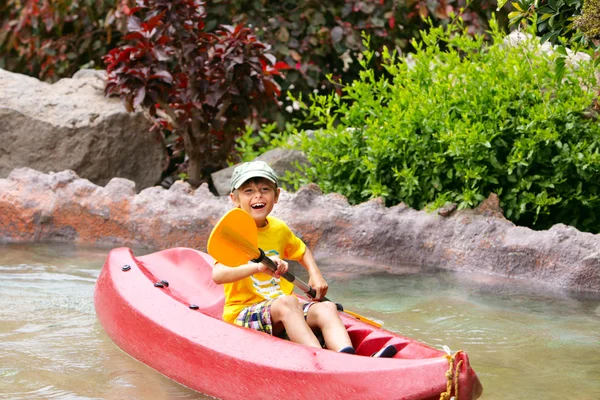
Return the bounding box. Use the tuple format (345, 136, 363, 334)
(287, 17, 600, 232)
(104, 0, 288, 190)
(235, 122, 292, 163)
(0, 0, 127, 82)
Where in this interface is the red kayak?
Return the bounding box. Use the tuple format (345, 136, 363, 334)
(94, 247, 483, 400)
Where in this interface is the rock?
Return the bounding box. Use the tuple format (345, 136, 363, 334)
(437, 203, 457, 217)
(0, 68, 166, 191)
(212, 147, 309, 195)
(2, 168, 599, 292)
(474, 193, 505, 218)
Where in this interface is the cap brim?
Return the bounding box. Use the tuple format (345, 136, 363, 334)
(231, 171, 277, 191)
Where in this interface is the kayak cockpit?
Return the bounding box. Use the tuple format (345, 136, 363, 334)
(133, 247, 447, 360)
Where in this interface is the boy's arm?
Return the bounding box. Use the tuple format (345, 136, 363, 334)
(212, 262, 260, 284)
(298, 247, 328, 301)
(212, 258, 289, 284)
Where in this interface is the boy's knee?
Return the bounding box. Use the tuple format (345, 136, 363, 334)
(310, 301, 339, 321)
(321, 301, 337, 314)
(318, 301, 338, 314)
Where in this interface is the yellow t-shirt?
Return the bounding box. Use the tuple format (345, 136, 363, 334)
(221, 216, 306, 323)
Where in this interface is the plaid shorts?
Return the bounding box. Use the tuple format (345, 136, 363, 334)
(234, 298, 315, 337)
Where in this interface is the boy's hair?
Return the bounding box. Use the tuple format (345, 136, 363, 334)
(230, 161, 278, 193)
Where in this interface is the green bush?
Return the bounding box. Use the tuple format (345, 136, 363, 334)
(235, 123, 292, 163)
(287, 17, 600, 233)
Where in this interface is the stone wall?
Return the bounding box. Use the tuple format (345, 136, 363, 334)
(1, 168, 599, 292)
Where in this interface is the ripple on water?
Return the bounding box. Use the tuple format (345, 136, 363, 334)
(2, 385, 98, 400)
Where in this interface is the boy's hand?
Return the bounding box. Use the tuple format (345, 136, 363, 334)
(308, 273, 328, 301)
(257, 256, 288, 278)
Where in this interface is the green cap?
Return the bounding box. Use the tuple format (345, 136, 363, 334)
(230, 161, 278, 192)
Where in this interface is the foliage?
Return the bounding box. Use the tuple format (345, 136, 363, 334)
(204, 0, 511, 118)
(505, 0, 584, 43)
(0, 0, 510, 177)
(0, 0, 127, 82)
(287, 17, 600, 233)
(0, 0, 510, 91)
(504, 0, 599, 60)
(235, 123, 292, 163)
(503, 0, 599, 84)
(104, 0, 288, 189)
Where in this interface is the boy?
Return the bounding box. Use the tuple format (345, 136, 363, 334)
(212, 161, 396, 357)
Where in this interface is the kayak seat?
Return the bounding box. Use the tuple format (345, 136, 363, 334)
(354, 331, 410, 358)
(345, 325, 374, 348)
(138, 247, 225, 319)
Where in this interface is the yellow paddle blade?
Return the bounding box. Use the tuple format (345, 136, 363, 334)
(207, 208, 260, 266)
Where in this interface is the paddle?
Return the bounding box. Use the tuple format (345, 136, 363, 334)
(207, 208, 382, 328)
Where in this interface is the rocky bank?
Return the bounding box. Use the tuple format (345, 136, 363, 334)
(1, 168, 599, 293)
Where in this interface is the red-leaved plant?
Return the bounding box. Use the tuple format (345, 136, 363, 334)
(104, 0, 288, 190)
(0, 0, 127, 82)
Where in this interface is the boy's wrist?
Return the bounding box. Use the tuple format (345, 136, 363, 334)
(248, 261, 261, 274)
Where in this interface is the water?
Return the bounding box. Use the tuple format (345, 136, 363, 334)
(1, 242, 599, 399)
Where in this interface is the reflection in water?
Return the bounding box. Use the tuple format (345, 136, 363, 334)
(1, 242, 599, 399)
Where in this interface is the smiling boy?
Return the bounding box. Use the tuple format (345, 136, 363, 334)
(212, 161, 396, 357)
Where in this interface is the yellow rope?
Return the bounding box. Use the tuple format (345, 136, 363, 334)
(439, 351, 463, 400)
(454, 359, 463, 400)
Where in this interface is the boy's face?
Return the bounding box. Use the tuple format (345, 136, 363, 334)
(230, 178, 279, 227)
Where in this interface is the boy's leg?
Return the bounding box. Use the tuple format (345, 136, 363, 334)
(305, 301, 353, 352)
(270, 295, 322, 348)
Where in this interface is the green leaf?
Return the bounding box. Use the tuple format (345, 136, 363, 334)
(540, 30, 560, 44)
(508, 11, 522, 20)
(554, 56, 566, 83)
(556, 45, 568, 56)
(497, 0, 509, 10)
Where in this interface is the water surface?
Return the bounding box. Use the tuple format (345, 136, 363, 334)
(1, 242, 599, 399)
